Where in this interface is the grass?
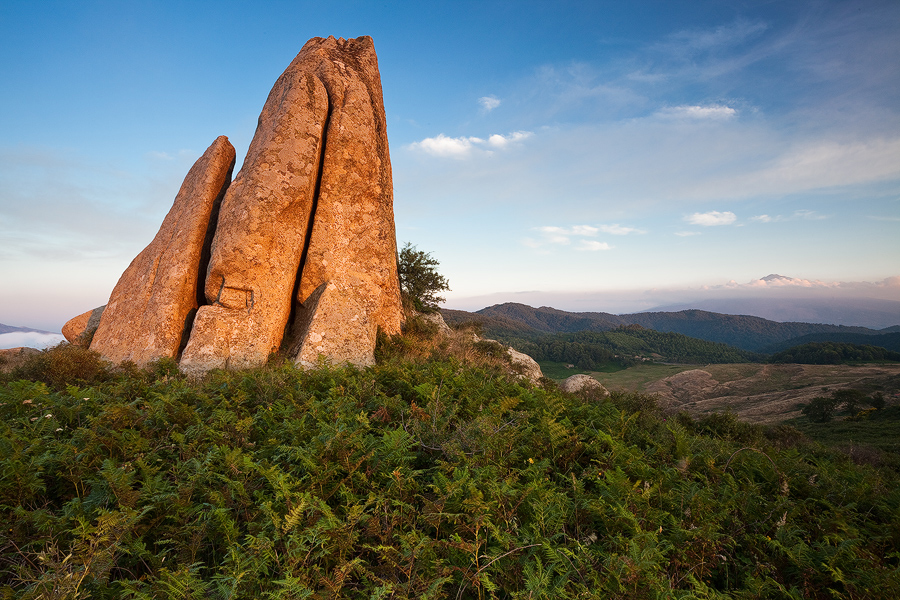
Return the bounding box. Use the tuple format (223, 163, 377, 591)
(537, 360, 627, 380)
(591, 362, 698, 392)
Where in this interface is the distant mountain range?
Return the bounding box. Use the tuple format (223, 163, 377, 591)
(645, 296, 900, 330)
(0, 323, 56, 335)
(442, 303, 900, 353)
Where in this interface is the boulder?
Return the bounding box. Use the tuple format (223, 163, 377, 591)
(291, 275, 382, 368)
(507, 347, 544, 385)
(0, 347, 41, 373)
(89, 136, 235, 366)
(62, 305, 106, 346)
(417, 311, 452, 335)
(560, 373, 609, 396)
(182, 36, 402, 374)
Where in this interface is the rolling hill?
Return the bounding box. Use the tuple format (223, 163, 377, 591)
(442, 303, 896, 352)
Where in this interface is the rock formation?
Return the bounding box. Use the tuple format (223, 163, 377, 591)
(560, 373, 609, 396)
(65, 36, 403, 374)
(89, 136, 235, 365)
(180, 35, 401, 374)
(62, 305, 106, 346)
(507, 347, 544, 385)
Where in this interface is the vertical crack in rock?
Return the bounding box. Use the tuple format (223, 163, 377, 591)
(283, 90, 332, 353)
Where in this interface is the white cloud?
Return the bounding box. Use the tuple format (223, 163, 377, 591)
(407, 134, 482, 158)
(479, 95, 501, 111)
(674, 231, 701, 237)
(526, 224, 605, 249)
(598, 224, 645, 235)
(569, 225, 599, 236)
(751, 214, 772, 223)
(0, 331, 65, 350)
(655, 104, 737, 120)
(487, 131, 533, 148)
(685, 211, 737, 226)
(408, 131, 533, 158)
(579, 240, 611, 251)
(535, 226, 572, 244)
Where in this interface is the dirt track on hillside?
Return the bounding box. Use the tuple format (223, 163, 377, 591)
(642, 363, 900, 424)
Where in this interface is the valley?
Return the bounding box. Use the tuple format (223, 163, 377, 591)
(583, 361, 900, 424)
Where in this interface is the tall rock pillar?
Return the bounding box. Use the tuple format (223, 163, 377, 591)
(180, 36, 402, 374)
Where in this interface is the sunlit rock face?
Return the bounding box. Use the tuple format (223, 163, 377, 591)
(181, 35, 402, 374)
(89, 136, 235, 366)
(66, 37, 403, 374)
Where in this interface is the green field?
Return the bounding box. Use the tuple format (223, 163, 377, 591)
(588, 362, 697, 392)
(537, 360, 624, 380)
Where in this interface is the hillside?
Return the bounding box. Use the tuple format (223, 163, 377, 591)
(504, 327, 758, 370)
(2, 337, 900, 598)
(443, 303, 894, 352)
(762, 331, 900, 354)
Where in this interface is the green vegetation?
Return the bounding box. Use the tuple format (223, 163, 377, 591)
(771, 341, 900, 365)
(506, 326, 758, 372)
(791, 406, 900, 469)
(398, 243, 451, 312)
(2, 340, 900, 598)
(800, 388, 886, 423)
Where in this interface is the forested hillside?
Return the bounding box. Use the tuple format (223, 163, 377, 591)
(770, 341, 900, 365)
(763, 331, 900, 354)
(502, 326, 758, 370)
(443, 303, 894, 352)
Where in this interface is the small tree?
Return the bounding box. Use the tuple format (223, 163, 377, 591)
(802, 396, 838, 423)
(398, 242, 450, 312)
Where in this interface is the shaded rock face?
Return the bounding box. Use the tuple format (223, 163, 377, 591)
(62, 305, 106, 347)
(68, 36, 402, 374)
(89, 136, 236, 366)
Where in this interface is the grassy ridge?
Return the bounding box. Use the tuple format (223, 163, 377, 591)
(1, 338, 899, 598)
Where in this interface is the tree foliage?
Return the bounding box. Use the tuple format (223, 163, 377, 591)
(771, 341, 900, 365)
(802, 388, 886, 422)
(502, 327, 758, 370)
(398, 242, 450, 312)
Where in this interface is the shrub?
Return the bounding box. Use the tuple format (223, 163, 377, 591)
(11, 343, 112, 389)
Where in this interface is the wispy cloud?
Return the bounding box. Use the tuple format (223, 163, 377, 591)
(408, 131, 533, 158)
(598, 224, 646, 235)
(487, 131, 532, 148)
(579, 240, 611, 251)
(685, 211, 737, 226)
(750, 210, 829, 223)
(655, 104, 737, 120)
(523, 224, 609, 250)
(674, 231, 701, 237)
(479, 95, 501, 111)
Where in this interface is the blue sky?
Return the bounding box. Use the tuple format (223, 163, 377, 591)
(1, 0, 898, 332)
